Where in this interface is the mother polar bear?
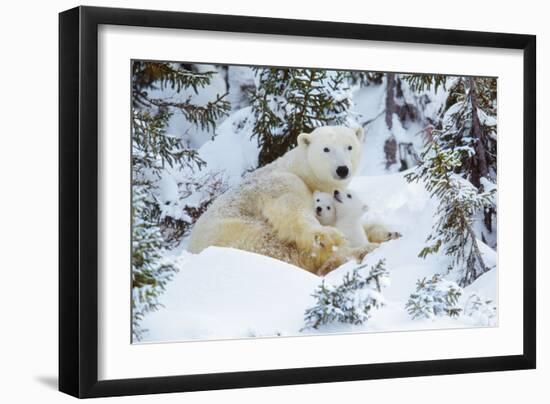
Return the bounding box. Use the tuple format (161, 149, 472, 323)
(188, 125, 389, 274)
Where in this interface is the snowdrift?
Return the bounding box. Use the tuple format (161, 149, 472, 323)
(141, 172, 497, 342)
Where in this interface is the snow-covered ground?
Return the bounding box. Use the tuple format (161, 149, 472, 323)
(141, 171, 497, 342)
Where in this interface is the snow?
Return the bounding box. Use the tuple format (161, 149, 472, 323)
(354, 82, 385, 123)
(154, 106, 259, 225)
(141, 171, 497, 342)
(140, 247, 319, 341)
(158, 172, 179, 206)
(353, 82, 426, 176)
(227, 66, 255, 109)
(196, 107, 259, 186)
(478, 108, 497, 127)
(157, 175, 193, 223)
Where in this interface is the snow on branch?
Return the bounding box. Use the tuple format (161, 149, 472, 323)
(405, 274, 462, 320)
(303, 260, 389, 330)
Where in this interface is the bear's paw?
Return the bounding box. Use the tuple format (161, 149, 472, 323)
(312, 226, 345, 254)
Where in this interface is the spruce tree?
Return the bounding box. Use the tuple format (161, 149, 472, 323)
(251, 67, 355, 166)
(131, 61, 230, 179)
(405, 274, 463, 319)
(303, 260, 389, 329)
(406, 142, 496, 286)
(404, 74, 497, 247)
(132, 61, 230, 131)
(131, 185, 177, 340)
(403, 73, 497, 285)
(131, 61, 230, 338)
(463, 293, 497, 326)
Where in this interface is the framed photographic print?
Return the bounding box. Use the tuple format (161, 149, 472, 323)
(59, 6, 536, 398)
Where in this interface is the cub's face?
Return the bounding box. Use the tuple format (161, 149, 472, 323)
(333, 188, 368, 220)
(313, 191, 336, 226)
(298, 126, 364, 187)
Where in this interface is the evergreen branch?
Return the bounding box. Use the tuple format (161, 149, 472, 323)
(303, 260, 389, 330)
(406, 274, 463, 319)
(402, 74, 447, 92)
(132, 61, 216, 93)
(139, 93, 231, 132)
(406, 141, 494, 286)
(132, 110, 205, 175)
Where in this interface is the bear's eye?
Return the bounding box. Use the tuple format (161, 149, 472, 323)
(316, 199, 320, 202)
(327, 206, 331, 210)
(347, 194, 352, 198)
(323, 147, 330, 153)
(348, 145, 353, 151)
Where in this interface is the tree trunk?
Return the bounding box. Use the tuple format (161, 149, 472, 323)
(461, 219, 489, 287)
(385, 73, 396, 129)
(384, 137, 397, 169)
(384, 73, 397, 168)
(468, 77, 489, 188)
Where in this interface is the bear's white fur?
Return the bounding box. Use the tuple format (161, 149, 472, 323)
(188, 125, 366, 274)
(312, 190, 399, 245)
(364, 223, 401, 244)
(333, 189, 369, 248)
(313, 190, 336, 226)
(313, 188, 386, 276)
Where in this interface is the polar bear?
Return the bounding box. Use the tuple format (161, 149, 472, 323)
(313, 190, 336, 226)
(314, 189, 384, 276)
(333, 189, 369, 248)
(313, 190, 401, 245)
(188, 125, 388, 274)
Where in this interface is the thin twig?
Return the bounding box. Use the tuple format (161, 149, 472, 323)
(361, 110, 385, 127)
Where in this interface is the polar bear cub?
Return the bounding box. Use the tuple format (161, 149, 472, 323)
(332, 189, 369, 248)
(313, 189, 369, 248)
(313, 190, 336, 226)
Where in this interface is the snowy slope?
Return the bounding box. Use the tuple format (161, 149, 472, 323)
(140, 247, 319, 341)
(141, 171, 497, 342)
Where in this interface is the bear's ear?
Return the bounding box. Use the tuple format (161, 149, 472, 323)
(297, 133, 312, 147)
(354, 126, 364, 142)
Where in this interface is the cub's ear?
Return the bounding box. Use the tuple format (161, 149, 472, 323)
(354, 126, 364, 142)
(297, 133, 312, 147)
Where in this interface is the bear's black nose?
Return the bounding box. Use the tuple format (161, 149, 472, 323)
(336, 166, 349, 178)
(316, 206, 322, 213)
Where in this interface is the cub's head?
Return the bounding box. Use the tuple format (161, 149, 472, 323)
(312, 191, 336, 226)
(333, 188, 368, 220)
(297, 126, 364, 188)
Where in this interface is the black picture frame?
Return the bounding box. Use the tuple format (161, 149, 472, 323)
(59, 5, 536, 398)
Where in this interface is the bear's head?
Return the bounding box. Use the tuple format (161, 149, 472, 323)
(333, 188, 368, 221)
(297, 126, 364, 189)
(312, 190, 336, 226)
